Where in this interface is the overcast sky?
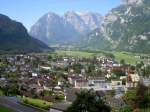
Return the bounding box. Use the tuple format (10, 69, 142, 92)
(0, 0, 122, 30)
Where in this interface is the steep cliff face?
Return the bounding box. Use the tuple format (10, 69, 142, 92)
(84, 0, 150, 53)
(30, 11, 103, 45)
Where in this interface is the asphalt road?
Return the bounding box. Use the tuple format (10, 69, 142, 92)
(0, 96, 48, 112)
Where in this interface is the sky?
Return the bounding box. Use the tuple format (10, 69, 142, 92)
(0, 0, 122, 30)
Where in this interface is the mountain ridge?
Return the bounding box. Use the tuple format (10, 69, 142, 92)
(0, 14, 52, 53)
(30, 0, 150, 53)
(29, 11, 103, 46)
(81, 0, 150, 53)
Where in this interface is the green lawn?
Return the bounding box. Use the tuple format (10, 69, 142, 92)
(113, 52, 142, 65)
(54, 50, 145, 65)
(55, 50, 101, 58)
(21, 96, 52, 110)
(0, 106, 14, 112)
(141, 108, 150, 112)
(0, 90, 4, 96)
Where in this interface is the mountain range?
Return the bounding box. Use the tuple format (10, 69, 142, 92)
(80, 0, 150, 53)
(30, 0, 150, 53)
(29, 11, 103, 45)
(0, 14, 51, 53)
(0, 0, 150, 54)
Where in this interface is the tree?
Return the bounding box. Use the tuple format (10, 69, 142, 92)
(135, 84, 149, 108)
(66, 90, 111, 112)
(112, 69, 125, 77)
(72, 63, 83, 74)
(136, 61, 144, 75)
(142, 65, 150, 77)
(120, 59, 126, 66)
(48, 55, 52, 61)
(87, 64, 95, 73)
(130, 66, 135, 71)
(123, 84, 150, 110)
(123, 90, 136, 109)
(2, 84, 19, 96)
(136, 61, 144, 69)
(49, 76, 58, 92)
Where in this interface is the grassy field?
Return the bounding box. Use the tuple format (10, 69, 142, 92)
(21, 96, 52, 110)
(0, 106, 14, 112)
(0, 90, 4, 96)
(52, 50, 147, 65)
(55, 50, 101, 58)
(112, 51, 142, 65)
(141, 108, 150, 112)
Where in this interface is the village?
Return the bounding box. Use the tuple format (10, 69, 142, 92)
(0, 53, 150, 111)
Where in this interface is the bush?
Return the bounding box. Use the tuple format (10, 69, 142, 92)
(22, 96, 52, 110)
(119, 106, 133, 112)
(55, 94, 65, 101)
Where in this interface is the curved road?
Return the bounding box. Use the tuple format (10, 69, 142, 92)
(0, 96, 48, 112)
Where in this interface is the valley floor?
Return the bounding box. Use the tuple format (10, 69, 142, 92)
(53, 50, 149, 65)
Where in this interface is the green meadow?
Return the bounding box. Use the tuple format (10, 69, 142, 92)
(0, 106, 14, 112)
(51, 50, 148, 65)
(21, 96, 52, 110)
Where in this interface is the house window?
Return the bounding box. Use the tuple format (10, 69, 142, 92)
(117, 82, 120, 85)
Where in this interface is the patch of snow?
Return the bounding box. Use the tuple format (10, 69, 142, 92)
(140, 35, 147, 40)
(120, 18, 125, 24)
(95, 32, 99, 36)
(125, 7, 131, 15)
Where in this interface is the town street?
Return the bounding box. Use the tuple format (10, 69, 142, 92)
(0, 96, 47, 112)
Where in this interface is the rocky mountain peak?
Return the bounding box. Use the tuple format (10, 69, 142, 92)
(30, 11, 103, 45)
(83, 0, 150, 53)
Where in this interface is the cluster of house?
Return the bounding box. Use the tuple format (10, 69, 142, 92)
(0, 54, 149, 92)
(68, 72, 140, 93)
(65, 56, 142, 91)
(0, 54, 150, 112)
(0, 55, 50, 92)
